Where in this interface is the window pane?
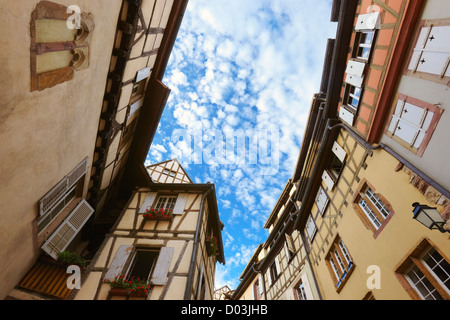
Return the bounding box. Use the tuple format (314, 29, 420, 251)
(423, 249, 450, 291)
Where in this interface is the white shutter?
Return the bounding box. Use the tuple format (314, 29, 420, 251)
(41, 200, 94, 259)
(332, 141, 347, 163)
(39, 158, 89, 216)
(104, 245, 133, 281)
(315, 187, 329, 214)
(151, 247, 174, 285)
(136, 67, 151, 82)
(275, 256, 281, 274)
(305, 216, 317, 240)
(322, 170, 335, 190)
(346, 60, 366, 78)
(257, 275, 263, 296)
(409, 26, 450, 75)
(67, 157, 89, 189)
(139, 192, 157, 213)
(339, 106, 355, 126)
(173, 193, 188, 215)
(345, 73, 364, 88)
(355, 12, 380, 31)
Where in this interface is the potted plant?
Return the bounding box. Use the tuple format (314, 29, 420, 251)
(206, 236, 219, 257)
(104, 275, 152, 297)
(143, 208, 173, 221)
(57, 251, 88, 269)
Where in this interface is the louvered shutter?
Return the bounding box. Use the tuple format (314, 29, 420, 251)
(39, 157, 89, 216)
(138, 192, 157, 213)
(41, 200, 94, 259)
(173, 193, 188, 215)
(151, 247, 174, 285)
(285, 233, 295, 253)
(355, 12, 380, 31)
(104, 245, 133, 281)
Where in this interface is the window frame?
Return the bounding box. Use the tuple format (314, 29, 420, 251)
(385, 94, 444, 157)
(325, 236, 355, 292)
(352, 30, 377, 62)
(404, 19, 450, 85)
(352, 179, 394, 238)
(395, 238, 450, 300)
(126, 247, 159, 283)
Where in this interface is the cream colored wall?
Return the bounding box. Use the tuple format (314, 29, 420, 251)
(0, 0, 123, 299)
(75, 188, 219, 300)
(312, 131, 450, 300)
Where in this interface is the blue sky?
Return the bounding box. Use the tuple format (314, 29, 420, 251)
(146, 0, 337, 290)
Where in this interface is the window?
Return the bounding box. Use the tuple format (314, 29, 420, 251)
(386, 95, 443, 156)
(295, 282, 308, 300)
(252, 275, 263, 300)
(326, 237, 354, 292)
(353, 31, 376, 61)
(396, 239, 450, 300)
(407, 22, 450, 82)
(344, 85, 362, 111)
(322, 141, 347, 191)
(127, 248, 159, 281)
(353, 180, 394, 237)
(269, 262, 279, 283)
(154, 195, 177, 211)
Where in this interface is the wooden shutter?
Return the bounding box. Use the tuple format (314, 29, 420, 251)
(355, 12, 380, 31)
(346, 60, 365, 78)
(305, 216, 317, 240)
(332, 141, 347, 163)
(138, 192, 157, 213)
(41, 200, 94, 259)
(285, 233, 295, 253)
(315, 187, 329, 214)
(275, 256, 281, 275)
(345, 73, 364, 88)
(173, 193, 188, 215)
(151, 247, 174, 285)
(39, 157, 88, 216)
(257, 275, 263, 296)
(339, 106, 355, 125)
(104, 245, 133, 281)
(67, 157, 88, 189)
(409, 26, 450, 75)
(322, 170, 335, 190)
(136, 67, 151, 82)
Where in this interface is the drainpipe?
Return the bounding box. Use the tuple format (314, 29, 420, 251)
(251, 264, 267, 301)
(184, 186, 213, 300)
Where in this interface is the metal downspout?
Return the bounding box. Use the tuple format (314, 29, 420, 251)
(184, 186, 213, 300)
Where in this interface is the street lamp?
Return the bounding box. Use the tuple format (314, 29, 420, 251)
(412, 202, 449, 233)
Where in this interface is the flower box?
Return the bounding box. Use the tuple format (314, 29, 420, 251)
(109, 288, 148, 298)
(143, 208, 173, 221)
(206, 236, 219, 257)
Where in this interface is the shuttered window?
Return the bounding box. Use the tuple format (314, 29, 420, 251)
(38, 157, 88, 233)
(139, 193, 188, 215)
(386, 96, 443, 155)
(41, 199, 94, 259)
